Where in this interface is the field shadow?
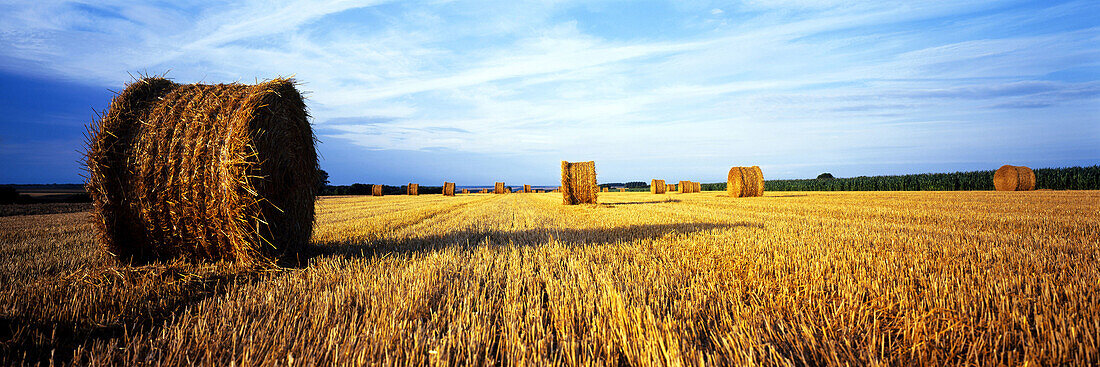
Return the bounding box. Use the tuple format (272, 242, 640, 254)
(0, 266, 263, 365)
(309, 221, 760, 260)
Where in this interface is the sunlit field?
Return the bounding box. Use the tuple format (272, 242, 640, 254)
(3, 191, 1099, 365)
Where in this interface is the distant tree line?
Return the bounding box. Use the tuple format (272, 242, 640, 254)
(698, 165, 1100, 191)
(321, 184, 445, 196)
(311, 166, 1100, 196)
(598, 181, 647, 189)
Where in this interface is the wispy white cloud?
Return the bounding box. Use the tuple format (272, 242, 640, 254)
(1, 0, 1097, 181)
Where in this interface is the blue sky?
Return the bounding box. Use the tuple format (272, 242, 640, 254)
(1, 0, 1097, 185)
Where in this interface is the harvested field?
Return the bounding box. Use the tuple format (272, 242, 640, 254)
(2, 191, 1099, 365)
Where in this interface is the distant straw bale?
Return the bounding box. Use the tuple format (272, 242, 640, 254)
(85, 77, 317, 265)
(407, 183, 419, 196)
(994, 165, 1037, 191)
(443, 182, 455, 196)
(561, 161, 598, 205)
(495, 182, 506, 194)
(646, 180, 664, 194)
(372, 184, 383, 196)
(619, 188, 626, 192)
(524, 184, 531, 193)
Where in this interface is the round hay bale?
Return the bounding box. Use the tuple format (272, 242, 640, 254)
(1016, 166, 1036, 191)
(86, 77, 318, 265)
(994, 165, 1019, 191)
(651, 179, 666, 194)
(561, 161, 598, 204)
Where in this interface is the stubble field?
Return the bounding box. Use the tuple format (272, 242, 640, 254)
(2, 190, 1099, 365)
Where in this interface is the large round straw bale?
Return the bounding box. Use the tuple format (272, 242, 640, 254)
(561, 161, 598, 204)
(85, 77, 317, 265)
(372, 184, 384, 196)
(994, 165, 1037, 191)
(651, 179, 666, 194)
(994, 165, 1019, 191)
(407, 183, 419, 196)
(444, 182, 456, 196)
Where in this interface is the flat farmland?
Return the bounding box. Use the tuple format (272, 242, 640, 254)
(2, 191, 1099, 365)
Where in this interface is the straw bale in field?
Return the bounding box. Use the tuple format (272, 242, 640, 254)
(495, 182, 506, 194)
(407, 183, 419, 196)
(619, 188, 626, 192)
(694, 182, 701, 193)
(85, 77, 317, 265)
(444, 182, 455, 196)
(372, 184, 383, 196)
(524, 184, 531, 193)
(728, 166, 765, 197)
(651, 179, 666, 194)
(561, 161, 598, 205)
(994, 165, 1037, 191)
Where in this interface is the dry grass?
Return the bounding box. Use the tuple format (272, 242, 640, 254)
(3, 191, 1099, 365)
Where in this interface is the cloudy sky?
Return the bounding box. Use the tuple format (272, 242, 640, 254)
(1, 0, 1097, 185)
